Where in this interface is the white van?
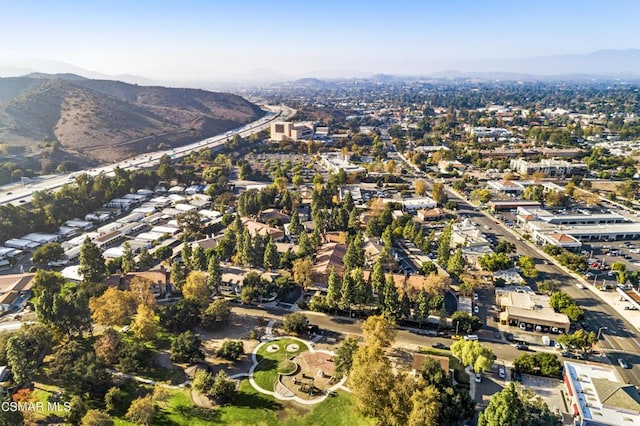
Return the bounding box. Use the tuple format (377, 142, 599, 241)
(464, 335, 479, 341)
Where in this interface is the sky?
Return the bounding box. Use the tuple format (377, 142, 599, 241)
(1, 0, 639, 82)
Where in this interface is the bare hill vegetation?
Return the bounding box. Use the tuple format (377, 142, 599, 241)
(0, 74, 264, 162)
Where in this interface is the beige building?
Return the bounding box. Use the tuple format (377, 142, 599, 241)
(270, 121, 314, 141)
(496, 286, 570, 334)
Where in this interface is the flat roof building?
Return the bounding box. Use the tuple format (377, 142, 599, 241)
(319, 154, 366, 176)
(564, 361, 640, 426)
(510, 158, 587, 177)
(496, 286, 570, 334)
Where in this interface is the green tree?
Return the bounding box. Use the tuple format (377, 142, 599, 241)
(289, 211, 303, 235)
(121, 242, 135, 274)
(104, 387, 127, 413)
(154, 245, 172, 263)
(0, 393, 23, 426)
(349, 344, 395, 418)
(82, 409, 114, 426)
(131, 304, 159, 341)
(334, 337, 359, 377)
(170, 331, 204, 363)
(344, 232, 365, 270)
(283, 312, 308, 335)
(263, 237, 279, 270)
(451, 311, 483, 335)
(201, 299, 231, 329)
(191, 245, 207, 271)
(451, 339, 495, 373)
(183, 271, 211, 306)
(6, 324, 52, 384)
(370, 257, 386, 295)
(210, 370, 236, 401)
(216, 340, 244, 360)
(518, 256, 538, 279)
(292, 257, 313, 290)
(381, 274, 400, 319)
(478, 383, 525, 426)
(79, 237, 106, 283)
(181, 243, 193, 270)
(68, 395, 87, 425)
(206, 254, 222, 293)
(437, 221, 453, 265)
(415, 289, 429, 321)
(408, 385, 442, 426)
(361, 314, 396, 348)
(126, 395, 155, 426)
(325, 267, 341, 308)
(558, 329, 597, 353)
(432, 182, 447, 206)
(31, 242, 65, 265)
(446, 248, 465, 276)
(36, 289, 92, 337)
(137, 247, 153, 271)
(339, 271, 355, 311)
(170, 262, 186, 290)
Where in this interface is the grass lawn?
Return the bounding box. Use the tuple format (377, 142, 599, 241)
(30, 382, 68, 422)
(253, 338, 309, 392)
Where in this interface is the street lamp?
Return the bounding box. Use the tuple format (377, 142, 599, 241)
(597, 326, 608, 340)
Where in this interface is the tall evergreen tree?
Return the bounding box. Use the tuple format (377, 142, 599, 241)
(326, 268, 341, 308)
(344, 232, 365, 270)
(171, 262, 186, 290)
(206, 255, 222, 294)
(343, 191, 355, 212)
(340, 271, 355, 312)
(297, 232, 313, 257)
(289, 211, 303, 235)
(382, 274, 399, 319)
(239, 229, 253, 266)
(447, 248, 465, 276)
(79, 237, 106, 284)
(437, 221, 453, 266)
(121, 242, 135, 274)
(181, 243, 193, 269)
(348, 208, 360, 232)
(191, 245, 207, 271)
(416, 289, 430, 321)
(400, 291, 411, 320)
(371, 257, 386, 296)
(137, 247, 153, 271)
(263, 237, 279, 270)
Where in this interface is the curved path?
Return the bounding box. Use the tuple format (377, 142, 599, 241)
(248, 335, 348, 405)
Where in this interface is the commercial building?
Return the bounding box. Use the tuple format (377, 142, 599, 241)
(496, 286, 570, 334)
(402, 197, 438, 213)
(510, 158, 587, 177)
(466, 126, 513, 138)
(487, 200, 541, 212)
(319, 154, 367, 176)
(452, 219, 492, 248)
(270, 121, 314, 141)
(564, 361, 640, 426)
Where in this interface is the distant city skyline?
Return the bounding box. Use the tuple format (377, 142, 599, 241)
(1, 0, 640, 82)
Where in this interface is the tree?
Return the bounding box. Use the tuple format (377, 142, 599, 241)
(191, 245, 207, 271)
(128, 276, 157, 309)
(423, 272, 450, 295)
(292, 257, 313, 290)
(192, 369, 214, 395)
(495, 240, 516, 254)
(325, 267, 341, 308)
(181, 243, 193, 269)
(160, 299, 201, 331)
(362, 314, 396, 348)
(0, 393, 23, 426)
(126, 395, 155, 426)
(217, 340, 244, 360)
(451, 311, 483, 335)
(121, 242, 135, 274)
(89, 287, 136, 326)
(414, 179, 428, 196)
(432, 182, 447, 205)
(35, 289, 92, 337)
(183, 271, 211, 306)
(31, 270, 66, 296)
(518, 256, 538, 279)
(381, 274, 399, 319)
(349, 344, 395, 418)
(420, 357, 449, 388)
(408, 385, 442, 426)
(118, 340, 152, 373)
(210, 370, 237, 401)
(514, 353, 563, 378)
(289, 211, 303, 235)
(478, 383, 525, 426)
(451, 340, 495, 373)
(79, 237, 106, 283)
(206, 254, 222, 293)
(283, 312, 308, 335)
(201, 299, 231, 328)
(446, 248, 465, 276)
(82, 409, 114, 426)
(263, 237, 279, 270)
(154, 245, 172, 263)
(170, 331, 204, 363)
(478, 252, 513, 271)
(344, 233, 365, 270)
(6, 324, 52, 384)
(537, 279, 560, 295)
(137, 247, 153, 271)
(31, 242, 64, 265)
(415, 289, 429, 321)
(178, 210, 204, 240)
(68, 395, 87, 425)
(94, 328, 121, 364)
(558, 329, 597, 353)
(437, 221, 453, 265)
(131, 304, 159, 341)
(334, 337, 359, 377)
(340, 272, 355, 311)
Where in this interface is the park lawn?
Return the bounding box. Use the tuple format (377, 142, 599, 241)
(30, 382, 69, 422)
(216, 379, 282, 425)
(287, 392, 374, 426)
(254, 338, 309, 392)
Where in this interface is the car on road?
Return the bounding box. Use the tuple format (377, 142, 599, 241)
(554, 342, 563, 350)
(473, 293, 479, 301)
(498, 366, 505, 378)
(562, 351, 579, 359)
(618, 358, 630, 369)
(475, 373, 482, 383)
(491, 304, 498, 311)
(576, 283, 585, 289)
(515, 343, 529, 351)
(474, 305, 479, 313)
(431, 342, 448, 350)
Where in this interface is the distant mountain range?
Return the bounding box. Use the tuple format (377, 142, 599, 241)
(0, 73, 264, 163)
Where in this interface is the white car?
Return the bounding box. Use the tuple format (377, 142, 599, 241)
(473, 293, 479, 301)
(475, 373, 482, 383)
(474, 305, 479, 314)
(498, 367, 505, 378)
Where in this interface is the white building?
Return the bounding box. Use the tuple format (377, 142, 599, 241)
(402, 197, 437, 213)
(510, 158, 588, 177)
(319, 154, 366, 176)
(564, 361, 640, 426)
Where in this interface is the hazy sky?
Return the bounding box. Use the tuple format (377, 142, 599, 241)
(1, 0, 639, 81)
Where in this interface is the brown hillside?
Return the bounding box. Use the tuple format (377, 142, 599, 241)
(0, 75, 264, 162)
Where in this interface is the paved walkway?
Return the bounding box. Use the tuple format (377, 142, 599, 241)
(248, 335, 348, 405)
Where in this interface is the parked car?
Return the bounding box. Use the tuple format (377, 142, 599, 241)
(498, 367, 505, 378)
(474, 305, 479, 314)
(473, 293, 479, 301)
(475, 373, 482, 383)
(562, 352, 578, 359)
(515, 343, 529, 351)
(618, 358, 630, 369)
(432, 342, 448, 350)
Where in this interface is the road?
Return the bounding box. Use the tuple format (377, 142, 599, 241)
(388, 144, 640, 386)
(0, 104, 295, 207)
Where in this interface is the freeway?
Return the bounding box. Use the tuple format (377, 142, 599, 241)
(388, 143, 640, 385)
(0, 104, 295, 207)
